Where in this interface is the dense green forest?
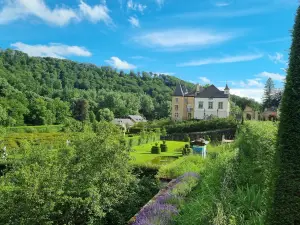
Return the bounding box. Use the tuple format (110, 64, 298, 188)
(0, 49, 260, 126)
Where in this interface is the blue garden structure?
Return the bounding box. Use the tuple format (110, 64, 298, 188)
(191, 138, 209, 158)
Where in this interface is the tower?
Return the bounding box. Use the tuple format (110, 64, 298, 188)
(172, 83, 184, 121)
(224, 83, 230, 95)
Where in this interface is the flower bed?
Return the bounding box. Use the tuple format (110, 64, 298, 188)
(129, 172, 200, 225)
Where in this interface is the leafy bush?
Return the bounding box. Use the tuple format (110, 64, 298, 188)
(183, 134, 190, 142)
(182, 144, 192, 156)
(175, 121, 278, 225)
(151, 143, 161, 154)
(0, 122, 136, 224)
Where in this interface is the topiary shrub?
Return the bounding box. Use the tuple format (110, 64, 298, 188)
(182, 144, 192, 156)
(160, 140, 168, 152)
(183, 134, 190, 142)
(151, 143, 161, 154)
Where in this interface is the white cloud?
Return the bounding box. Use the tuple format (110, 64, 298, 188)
(128, 16, 140, 27)
(0, 0, 112, 26)
(178, 53, 263, 67)
(127, 0, 147, 13)
(215, 2, 230, 7)
(134, 29, 236, 51)
(79, 0, 112, 25)
(246, 78, 264, 87)
(155, 0, 164, 7)
(199, 77, 211, 84)
(131, 55, 146, 59)
(105, 57, 136, 70)
(153, 72, 175, 75)
(257, 71, 286, 81)
(229, 88, 264, 102)
(0, 0, 79, 26)
(251, 37, 290, 44)
(11, 42, 92, 58)
(268, 52, 287, 64)
(174, 8, 268, 19)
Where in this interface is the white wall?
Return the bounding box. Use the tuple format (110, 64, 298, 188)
(194, 98, 230, 119)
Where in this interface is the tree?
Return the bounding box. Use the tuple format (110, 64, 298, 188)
(72, 98, 89, 121)
(262, 78, 275, 109)
(271, 6, 300, 225)
(140, 94, 154, 119)
(0, 123, 135, 224)
(98, 108, 114, 122)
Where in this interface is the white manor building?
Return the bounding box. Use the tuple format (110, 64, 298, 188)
(172, 83, 230, 120)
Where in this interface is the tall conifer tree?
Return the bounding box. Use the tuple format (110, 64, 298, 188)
(271, 6, 300, 225)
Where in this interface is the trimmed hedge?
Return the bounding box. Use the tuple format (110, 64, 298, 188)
(151, 143, 161, 154)
(165, 118, 237, 134)
(160, 141, 168, 152)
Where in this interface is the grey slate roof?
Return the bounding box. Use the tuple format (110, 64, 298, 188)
(173, 83, 184, 96)
(128, 115, 147, 122)
(112, 119, 135, 126)
(225, 84, 230, 90)
(195, 85, 229, 98)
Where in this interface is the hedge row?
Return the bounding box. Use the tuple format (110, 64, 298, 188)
(165, 118, 238, 134)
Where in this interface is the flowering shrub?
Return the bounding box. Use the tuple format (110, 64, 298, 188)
(131, 172, 200, 225)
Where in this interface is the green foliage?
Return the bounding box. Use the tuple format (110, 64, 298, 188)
(230, 94, 262, 111)
(182, 144, 192, 156)
(271, 6, 300, 224)
(0, 122, 135, 224)
(0, 49, 194, 124)
(183, 134, 190, 142)
(160, 140, 168, 152)
(263, 78, 275, 109)
(165, 118, 237, 134)
(157, 155, 206, 179)
(151, 142, 161, 154)
(175, 121, 278, 225)
(97, 108, 114, 122)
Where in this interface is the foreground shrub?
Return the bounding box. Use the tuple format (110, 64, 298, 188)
(157, 155, 206, 179)
(175, 121, 278, 225)
(0, 122, 135, 224)
(271, 6, 300, 225)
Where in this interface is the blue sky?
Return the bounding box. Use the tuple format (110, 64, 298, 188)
(0, 0, 297, 101)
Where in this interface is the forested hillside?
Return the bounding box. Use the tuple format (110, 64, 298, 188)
(0, 49, 261, 126)
(0, 49, 194, 126)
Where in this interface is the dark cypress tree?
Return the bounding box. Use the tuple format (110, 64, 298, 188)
(262, 77, 275, 109)
(271, 6, 300, 225)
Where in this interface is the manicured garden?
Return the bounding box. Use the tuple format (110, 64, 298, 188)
(130, 141, 186, 165)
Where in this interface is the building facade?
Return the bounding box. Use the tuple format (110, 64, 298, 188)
(172, 83, 230, 121)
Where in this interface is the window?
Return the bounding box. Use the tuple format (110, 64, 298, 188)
(175, 113, 179, 118)
(198, 101, 204, 109)
(188, 113, 192, 119)
(208, 102, 213, 109)
(175, 105, 179, 111)
(218, 102, 223, 109)
(175, 98, 179, 103)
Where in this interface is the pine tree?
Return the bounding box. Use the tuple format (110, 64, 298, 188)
(262, 77, 275, 109)
(271, 6, 300, 225)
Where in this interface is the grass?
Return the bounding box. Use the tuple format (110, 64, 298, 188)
(130, 141, 186, 165)
(157, 144, 226, 179)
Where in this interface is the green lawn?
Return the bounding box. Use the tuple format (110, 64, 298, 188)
(130, 141, 187, 165)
